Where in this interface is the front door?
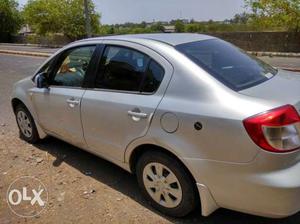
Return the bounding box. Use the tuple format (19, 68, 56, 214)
(31, 45, 97, 147)
(81, 42, 173, 161)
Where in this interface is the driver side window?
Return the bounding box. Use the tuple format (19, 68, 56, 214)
(52, 46, 96, 87)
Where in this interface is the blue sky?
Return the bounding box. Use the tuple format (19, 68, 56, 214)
(18, 0, 246, 25)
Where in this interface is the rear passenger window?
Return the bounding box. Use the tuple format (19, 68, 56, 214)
(141, 60, 165, 93)
(95, 46, 150, 92)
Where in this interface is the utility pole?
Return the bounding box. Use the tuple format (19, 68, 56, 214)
(84, 0, 92, 38)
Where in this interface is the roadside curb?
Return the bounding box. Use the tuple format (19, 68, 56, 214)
(248, 51, 300, 58)
(0, 43, 63, 48)
(279, 67, 300, 73)
(0, 49, 51, 58)
(1, 49, 300, 72)
(1, 43, 300, 58)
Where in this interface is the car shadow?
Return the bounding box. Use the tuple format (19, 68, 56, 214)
(34, 137, 300, 224)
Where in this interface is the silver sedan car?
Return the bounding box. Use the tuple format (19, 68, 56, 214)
(12, 33, 300, 218)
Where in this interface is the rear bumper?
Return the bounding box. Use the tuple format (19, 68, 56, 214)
(185, 151, 300, 218)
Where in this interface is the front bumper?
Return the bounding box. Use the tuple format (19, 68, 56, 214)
(185, 150, 300, 218)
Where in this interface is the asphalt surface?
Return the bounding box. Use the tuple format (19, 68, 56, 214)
(260, 56, 300, 70)
(1, 53, 300, 223)
(0, 54, 44, 130)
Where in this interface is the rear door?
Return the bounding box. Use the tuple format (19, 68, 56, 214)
(81, 41, 173, 161)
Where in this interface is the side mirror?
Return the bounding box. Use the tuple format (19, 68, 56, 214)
(35, 72, 48, 89)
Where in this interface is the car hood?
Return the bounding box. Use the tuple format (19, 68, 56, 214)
(240, 70, 300, 106)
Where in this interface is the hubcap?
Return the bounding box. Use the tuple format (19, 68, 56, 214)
(17, 111, 32, 138)
(143, 162, 182, 208)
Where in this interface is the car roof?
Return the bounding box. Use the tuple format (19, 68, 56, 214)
(76, 33, 215, 46)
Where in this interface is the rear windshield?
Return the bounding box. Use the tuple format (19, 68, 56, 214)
(175, 39, 277, 91)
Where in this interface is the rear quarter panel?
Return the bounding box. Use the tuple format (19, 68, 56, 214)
(125, 44, 278, 164)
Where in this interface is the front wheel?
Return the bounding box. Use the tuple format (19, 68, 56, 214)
(136, 151, 198, 217)
(15, 104, 40, 144)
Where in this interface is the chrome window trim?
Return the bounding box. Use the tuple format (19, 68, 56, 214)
(85, 87, 154, 96)
(48, 86, 85, 90)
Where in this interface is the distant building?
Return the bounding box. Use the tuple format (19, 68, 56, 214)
(163, 25, 175, 33)
(160, 21, 169, 25)
(19, 25, 32, 36)
(181, 19, 189, 24)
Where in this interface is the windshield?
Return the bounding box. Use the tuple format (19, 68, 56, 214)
(175, 39, 277, 91)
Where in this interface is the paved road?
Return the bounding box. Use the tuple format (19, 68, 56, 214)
(1, 54, 300, 223)
(0, 54, 44, 129)
(260, 56, 300, 70)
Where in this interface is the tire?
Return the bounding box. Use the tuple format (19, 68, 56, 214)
(136, 151, 198, 217)
(15, 104, 40, 144)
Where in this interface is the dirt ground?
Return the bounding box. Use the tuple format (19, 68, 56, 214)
(1, 54, 300, 224)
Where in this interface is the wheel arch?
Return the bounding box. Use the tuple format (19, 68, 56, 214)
(128, 143, 219, 216)
(11, 98, 25, 114)
(11, 97, 47, 139)
(129, 144, 200, 194)
(129, 144, 191, 176)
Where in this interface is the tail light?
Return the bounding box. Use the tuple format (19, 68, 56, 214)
(243, 105, 300, 153)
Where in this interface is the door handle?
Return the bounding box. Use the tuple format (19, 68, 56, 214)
(66, 98, 80, 107)
(128, 110, 148, 119)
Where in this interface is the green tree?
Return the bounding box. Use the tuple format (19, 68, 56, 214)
(63, 0, 100, 39)
(175, 20, 184, 32)
(23, 0, 62, 35)
(23, 0, 101, 40)
(245, 0, 300, 31)
(185, 23, 199, 33)
(230, 12, 251, 24)
(140, 21, 147, 28)
(107, 26, 115, 34)
(0, 0, 22, 40)
(150, 22, 164, 32)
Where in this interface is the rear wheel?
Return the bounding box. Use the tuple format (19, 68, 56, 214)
(136, 151, 198, 217)
(15, 104, 39, 143)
